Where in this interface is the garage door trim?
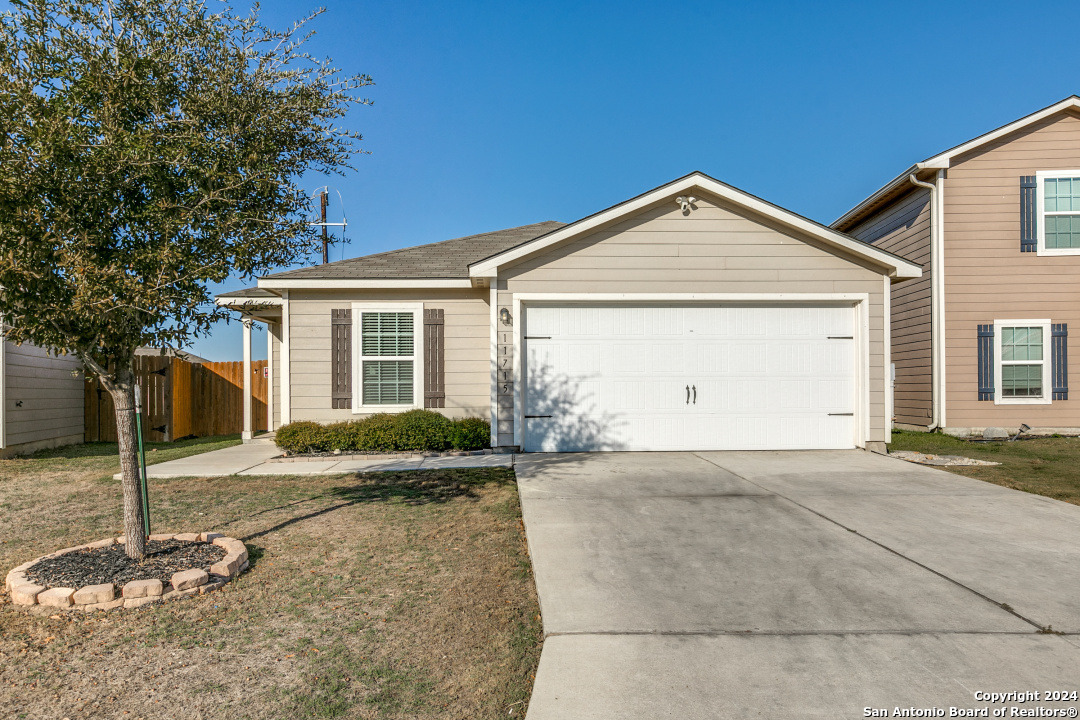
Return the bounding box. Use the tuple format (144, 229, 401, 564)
(512, 293, 872, 450)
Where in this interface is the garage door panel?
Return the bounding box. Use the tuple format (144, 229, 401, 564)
(523, 304, 856, 452)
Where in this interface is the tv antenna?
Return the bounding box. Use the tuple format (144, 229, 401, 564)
(310, 186, 348, 264)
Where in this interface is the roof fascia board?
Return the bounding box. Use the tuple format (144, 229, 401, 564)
(471, 173, 921, 279)
(215, 296, 283, 307)
(257, 278, 475, 289)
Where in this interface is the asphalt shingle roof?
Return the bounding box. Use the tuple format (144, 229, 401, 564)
(216, 288, 279, 299)
(261, 221, 565, 280)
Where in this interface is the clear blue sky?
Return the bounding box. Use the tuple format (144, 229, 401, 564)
(195, 0, 1080, 360)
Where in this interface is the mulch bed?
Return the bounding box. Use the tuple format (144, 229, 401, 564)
(25, 540, 226, 589)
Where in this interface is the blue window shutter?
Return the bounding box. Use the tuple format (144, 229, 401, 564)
(1052, 323, 1068, 400)
(1020, 176, 1037, 252)
(978, 324, 995, 400)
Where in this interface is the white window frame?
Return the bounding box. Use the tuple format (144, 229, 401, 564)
(1036, 170, 1080, 256)
(994, 318, 1052, 405)
(351, 302, 424, 413)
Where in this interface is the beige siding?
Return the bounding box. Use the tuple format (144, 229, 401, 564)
(3, 340, 83, 453)
(270, 323, 281, 430)
(848, 188, 933, 427)
(287, 289, 489, 423)
(943, 108, 1080, 429)
(500, 190, 891, 445)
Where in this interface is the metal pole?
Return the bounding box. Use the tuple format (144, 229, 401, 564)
(320, 189, 329, 264)
(134, 383, 151, 536)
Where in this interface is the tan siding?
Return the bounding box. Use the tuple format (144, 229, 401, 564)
(4, 340, 83, 451)
(944, 108, 1080, 429)
(847, 188, 933, 428)
(501, 190, 890, 444)
(286, 289, 489, 423)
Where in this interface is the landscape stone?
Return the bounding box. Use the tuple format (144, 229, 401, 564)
(11, 583, 45, 605)
(79, 598, 123, 612)
(200, 580, 226, 594)
(72, 583, 114, 605)
(149, 533, 175, 541)
(162, 587, 200, 601)
(123, 596, 161, 609)
(984, 426, 1010, 440)
(6, 570, 28, 593)
(37, 587, 76, 608)
(170, 568, 208, 591)
(200, 532, 224, 543)
(122, 579, 164, 598)
(85, 538, 116, 549)
(173, 533, 200, 542)
(210, 557, 238, 577)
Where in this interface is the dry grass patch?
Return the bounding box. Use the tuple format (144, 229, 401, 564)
(890, 430, 1080, 505)
(0, 446, 541, 719)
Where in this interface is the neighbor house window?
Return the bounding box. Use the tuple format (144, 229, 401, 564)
(353, 304, 423, 410)
(995, 319, 1052, 405)
(1037, 170, 1080, 254)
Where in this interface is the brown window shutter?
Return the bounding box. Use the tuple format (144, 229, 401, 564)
(424, 308, 445, 408)
(331, 309, 352, 409)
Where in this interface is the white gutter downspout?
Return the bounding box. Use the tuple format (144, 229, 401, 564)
(908, 171, 946, 430)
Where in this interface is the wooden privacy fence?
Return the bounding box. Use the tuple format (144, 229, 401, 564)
(85, 357, 267, 442)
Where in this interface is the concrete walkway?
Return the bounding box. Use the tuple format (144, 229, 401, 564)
(516, 450, 1080, 719)
(141, 439, 513, 478)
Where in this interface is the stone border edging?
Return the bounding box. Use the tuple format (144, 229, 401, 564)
(271, 448, 495, 463)
(4, 533, 249, 612)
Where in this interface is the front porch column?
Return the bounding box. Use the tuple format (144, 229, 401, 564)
(242, 318, 253, 441)
(266, 322, 274, 432)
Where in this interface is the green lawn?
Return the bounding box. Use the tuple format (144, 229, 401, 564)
(890, 430, 1080, 505)
(0, 440, 541, 719)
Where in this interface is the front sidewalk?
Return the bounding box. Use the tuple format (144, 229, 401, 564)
(135, 438, 514, 478)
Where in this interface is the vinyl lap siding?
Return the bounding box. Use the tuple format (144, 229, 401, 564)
(4, 341, 83, 452)
(500, 191, 890, 445)
(944, 109, 1080, 428)
(847, 189, 932, 427)
(287, 289, 489, 423)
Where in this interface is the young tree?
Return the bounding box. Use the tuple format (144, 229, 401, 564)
(0, 0, 371, 559)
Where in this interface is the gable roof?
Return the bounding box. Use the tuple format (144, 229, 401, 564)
(833, 96, 1080, 232)
(469, 171, 921, 279)
(258, 221, 565, 289)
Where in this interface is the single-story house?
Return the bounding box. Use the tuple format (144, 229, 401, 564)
(833, 96, 1080, 436)
(0, 335, 83, 456)
(219, 172, 921, 453)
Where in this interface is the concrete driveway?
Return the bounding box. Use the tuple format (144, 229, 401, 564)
(515, 451, 1080, 719)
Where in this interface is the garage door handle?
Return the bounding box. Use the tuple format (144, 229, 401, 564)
(686, 385, 690, 404)
(692, 385, 697, 404)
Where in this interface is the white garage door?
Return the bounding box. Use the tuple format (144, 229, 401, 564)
(522, 305, 856, 452)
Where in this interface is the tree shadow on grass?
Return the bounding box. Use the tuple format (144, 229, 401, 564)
(241, 467, 515, 543)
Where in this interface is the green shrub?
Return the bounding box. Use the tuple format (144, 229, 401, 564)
(275, 421, 330, 454)
(393, 409, 453, 451)
(349, 413, 398, 452)
(450, 417, 490, 450)
(275, 412, 492, 454)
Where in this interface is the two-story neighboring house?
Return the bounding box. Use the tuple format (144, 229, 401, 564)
(834, 97, 1080, 436)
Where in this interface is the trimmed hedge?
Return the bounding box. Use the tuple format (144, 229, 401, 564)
(275, 410, 491, 454)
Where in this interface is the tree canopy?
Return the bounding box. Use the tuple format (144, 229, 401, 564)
(0, 0, 371, 375)
(0, 0, 372, 558)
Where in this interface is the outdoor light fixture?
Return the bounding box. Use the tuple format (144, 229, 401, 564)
(499, 308, 512, 325)
(676, 195, 697, 212)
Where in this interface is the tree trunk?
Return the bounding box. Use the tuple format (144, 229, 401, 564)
(107, 367, 147, 561)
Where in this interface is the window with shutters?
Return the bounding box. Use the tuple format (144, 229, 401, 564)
(352, 304, 423, 411)
(995, 319, 1052, 405)
(1036, 170, 1080, 255)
